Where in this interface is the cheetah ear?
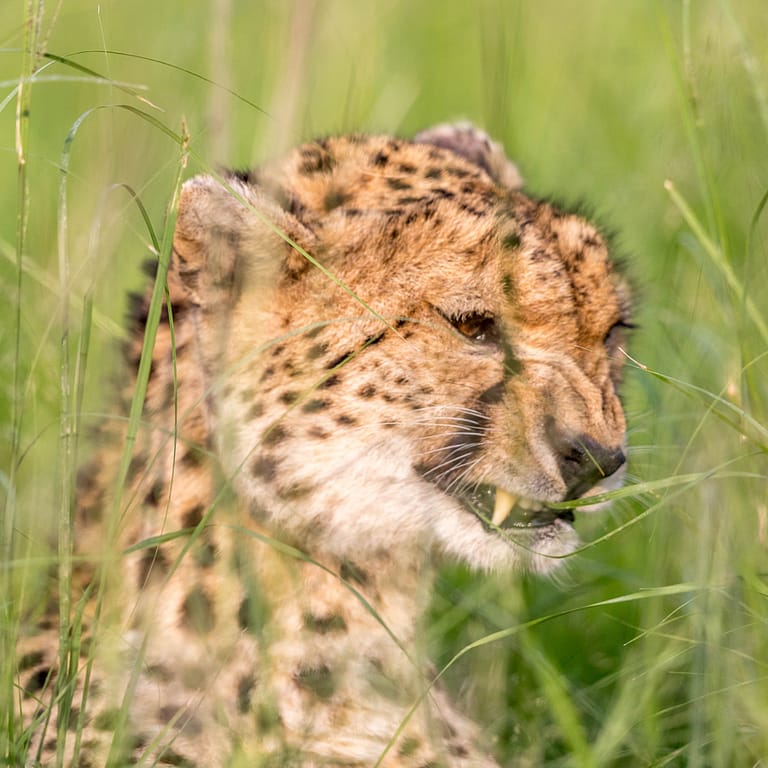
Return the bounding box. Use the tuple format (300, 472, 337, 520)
(413, 122, 523, 190)
(173, 173, 316, 308)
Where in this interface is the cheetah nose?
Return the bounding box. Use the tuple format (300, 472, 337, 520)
(553, 433, 626, 499)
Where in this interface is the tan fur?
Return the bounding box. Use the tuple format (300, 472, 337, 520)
(17, 124, 630, 767)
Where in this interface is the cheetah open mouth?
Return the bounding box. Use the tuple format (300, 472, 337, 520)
(462, 485, 575, 529)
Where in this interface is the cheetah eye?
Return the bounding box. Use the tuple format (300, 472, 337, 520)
(450, 312, 500, 344)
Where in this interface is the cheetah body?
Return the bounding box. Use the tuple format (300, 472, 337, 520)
(18, 125, 630, 767)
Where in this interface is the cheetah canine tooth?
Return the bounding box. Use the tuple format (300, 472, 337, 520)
(492, 487, 517, 526)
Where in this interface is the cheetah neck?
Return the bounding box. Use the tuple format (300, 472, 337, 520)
(248, 535, 495, 766)
(252, 538, 430, 759)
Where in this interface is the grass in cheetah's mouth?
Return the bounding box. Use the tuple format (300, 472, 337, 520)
(462, 485, 575, 529)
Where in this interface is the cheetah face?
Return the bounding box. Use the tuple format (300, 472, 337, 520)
(174, 130, 630, 574)
(405, 198, 631, 572)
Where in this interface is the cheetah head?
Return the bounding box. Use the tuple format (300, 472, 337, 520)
(173, 126, 630, 574)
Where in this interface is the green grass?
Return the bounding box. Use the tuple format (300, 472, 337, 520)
(2, 0, 768, 765)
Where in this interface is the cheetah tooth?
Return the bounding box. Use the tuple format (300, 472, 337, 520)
(492, 488, 517, 526)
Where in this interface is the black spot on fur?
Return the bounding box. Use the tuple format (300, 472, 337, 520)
(256, 701, 282, 732)
(447, 166, 470, 179)
(425, 167, 442, 179)
(325, 352, 349, 370)
(340, 561, 368, 585)
(306, 342, 329, 360)
(247, 401, 265, 420)
(371, 151, 389, 167)
(237, 674, 257, 714)
(159, 704, 181, 723)
(502, 231, 521, 250)
(252, 456, 278, 481)
(231, 168, 254, 184)
(303, 612, 347, 634)
(181, 444, 206, 468)
(278, 483, 313, 501)
(301, 398, 329, 413)
(127, 455, 146, 482)
(358, 384, 376, 398)
(299, 146, 336, 175)
(238, 594, 267, 634)
(139, 547, 169, 585)
(93, 707, 120, 731)
(146, 664, 174, 682)
(157, 704, 202, 736)
(24, 667, 51, 695)
(335, 414, 357, 426)
(76, 463, 99, 495)
(144, 481, 165, 507)
(194, 541, 216, 568)
(294, 664, 335, 699)
(181, 587, 215, 634)
(182, 505, 205, 528)
(319, 374, 340, 389)
(364, 331, 386, 347)
(17, 650, 44, 671)
(279, 390, 299, 405)
(324, 189, 349, 211)
(156, 747, 196, 767)
(161, 380, 177, 410)
(66, 707, 81, 731)
(399, 737, 421, 756)
(261, 424, 288, 447)
(387, 177, 411, 191)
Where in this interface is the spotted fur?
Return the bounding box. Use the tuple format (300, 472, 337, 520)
(16, 124, 630, 767)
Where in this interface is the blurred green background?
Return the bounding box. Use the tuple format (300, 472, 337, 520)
(2, 1, 767, 765)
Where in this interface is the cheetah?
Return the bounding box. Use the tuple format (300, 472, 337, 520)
(16, 123, 631, 767)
